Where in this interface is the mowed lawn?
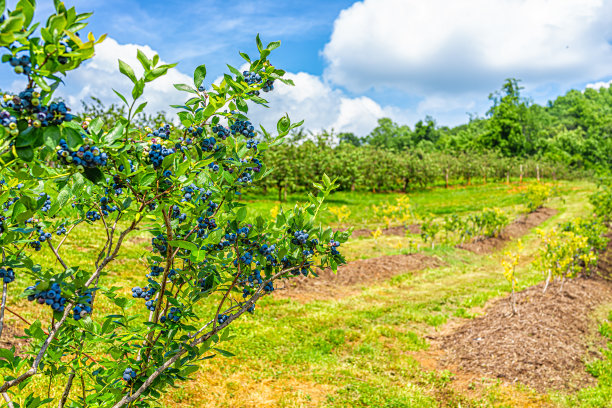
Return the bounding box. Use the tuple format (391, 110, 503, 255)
(4, 179, 610, 407)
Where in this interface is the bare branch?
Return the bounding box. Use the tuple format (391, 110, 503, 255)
(2, 391, 14, 408)
(47, 240, 68, 270)
(0, 282, 7, 338)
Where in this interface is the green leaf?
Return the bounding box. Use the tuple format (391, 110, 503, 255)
(226, 64, 242, 77)
(236, 207, 247, 221)
(88, 117, 103, 136)
(174, 83, 196, 93)
(113, 89, 129, 106)
(168, 240, 198, 252)
(136, 49, 150, 70)
(132, 79, 144, 100)
(277, 115, 290, 135)
(266, 40, 281, 51)
(193, 64, 206, 89)
(103, 123, 125, 144)
(236, 98, 248, 113)
(118, 59, 137, 83)
(83, 168, 104, 184)
(255, 34, 263, 53)
(213, 347, 235, 357)
(134, 101, 148, 115)
(16, 146, 33, 162)
(43, 126, 60, 149)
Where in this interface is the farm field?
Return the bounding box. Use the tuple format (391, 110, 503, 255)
(5, 179, 612, 407)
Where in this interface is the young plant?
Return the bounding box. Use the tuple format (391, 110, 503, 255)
(523, 182, 554, 213)
(501, 240, 522, 315)
(0, 3, 348, 407)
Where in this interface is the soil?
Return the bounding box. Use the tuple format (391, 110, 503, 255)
(457, 207, 557, 254)
(436, 276, 612, 393)
(343, 224, 421, 239)
(275, 253, 444, 300)
(0, 323, 29, 354)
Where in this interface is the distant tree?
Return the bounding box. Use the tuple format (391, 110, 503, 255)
(366, 117, 413, 150)
(481, 78, 530, 156)
(338, 132, 363, 146)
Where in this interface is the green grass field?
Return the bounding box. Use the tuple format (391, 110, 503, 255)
(5, 179, 612, 408)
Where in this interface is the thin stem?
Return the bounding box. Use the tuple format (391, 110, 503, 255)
(58, 372, 76, 408)
(47, 240, 68, 270)
(0, 282, 7, 338)
(2, 392, 14, 408)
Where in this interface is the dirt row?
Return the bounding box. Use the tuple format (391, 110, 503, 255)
(418, 231, 612, 403)
(275, 253, 444, 300)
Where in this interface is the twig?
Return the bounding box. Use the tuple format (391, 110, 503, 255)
(58, 371, 76, 408)
(2, 392, 14, 408)
(48, 240, 68, 270)
(0, 282, 7, 338)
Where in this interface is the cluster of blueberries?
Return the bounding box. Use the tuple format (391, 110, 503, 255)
(39, 193, 52, 212)
(26, 282, 66, 312)
(56, 137, 109, 171)
(171, 205, 187, 222)
(1, 88, 75, 137)
(131, 285, 157, 301)
(181, 184, 211, 202)
(7, 55, 31, 75)
(56, 224, 67, 235)
(242, 71, 275, 94)
(99, 196, 118, 215)
(0, 267, 15, 284)
(0, 110, 17, 136)
(152, 234, 168, 254)
(86, 211, 101, 222)
(229, 120, 256, 139)
(146, 124, 171, 140)
(211, 125, 230, 140)
(109, 175, 126, 196)
(147, 142, 176, 169)
(148, 264, 164, 277)
(29, 228, 52, 251)
(160, 306, 181, 323)
(72, 290, 93, 321)
(200, 136, 217, 153)
(208, 162, 219, 172)
(196, 216, 217, 238)
(330, 240, 341, 256)
(122, 367, 137, 383)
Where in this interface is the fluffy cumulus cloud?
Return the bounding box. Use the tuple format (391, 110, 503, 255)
(323, 0, 612, 96)
(55, 37, 192, 115)
(245, 72, 399, 135)
(586, 79, 612, 90)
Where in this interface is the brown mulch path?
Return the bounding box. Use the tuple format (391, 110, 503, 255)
(275, 253, 443, 300)
(436, 277, 612, 392)
(458, 207, 557, 254)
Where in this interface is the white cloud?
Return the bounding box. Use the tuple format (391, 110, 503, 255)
(586, 79, 612, 90)
(323, 0, 612, 95)
(246, 72, 397, 136)
(56, 37, 193, 116)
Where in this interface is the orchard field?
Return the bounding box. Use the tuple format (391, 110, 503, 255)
(2, 2, 612, 408)
(4, 177, 612, 407)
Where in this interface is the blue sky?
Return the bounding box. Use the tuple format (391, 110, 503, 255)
(3, 0, 612, 135)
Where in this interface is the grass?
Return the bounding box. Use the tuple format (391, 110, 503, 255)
(243, 179, 585, 230)
(3, 179, 609, 407)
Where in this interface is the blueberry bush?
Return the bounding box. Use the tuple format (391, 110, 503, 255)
(0, 2, 347, 407)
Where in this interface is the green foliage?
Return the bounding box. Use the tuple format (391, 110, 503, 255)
(523, 182, 556, 213)
(0, 4, 347, 407)
(589, 180, 612, 223)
